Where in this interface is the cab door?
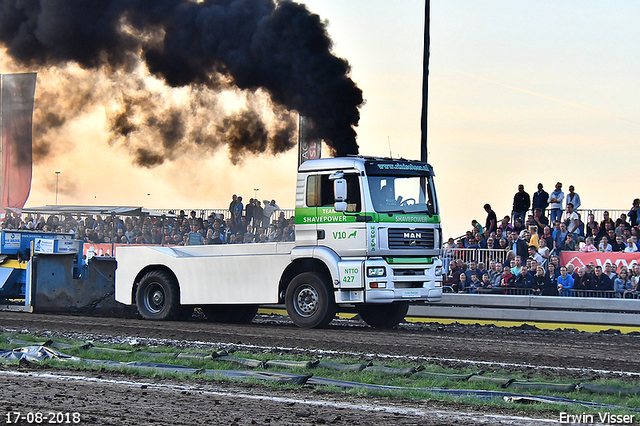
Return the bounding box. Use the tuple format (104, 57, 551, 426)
(314, 173, 367, 257)
(294, 174, 320, 246)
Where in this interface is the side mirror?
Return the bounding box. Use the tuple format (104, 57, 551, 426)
(334, 202, 347, 212)
(334, 178, 347, 212)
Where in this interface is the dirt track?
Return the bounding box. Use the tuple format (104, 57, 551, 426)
(1, 311, 639, 425)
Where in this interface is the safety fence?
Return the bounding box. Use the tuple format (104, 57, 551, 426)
(442, 248, 508, 272)
(443, 286, 638, 299)
(159, 207, 627, 224)
(510, 208, 628, 227)
(578, 208, 628, 224)
(156, 208, 296, 222)
(409, 293, 640, 327)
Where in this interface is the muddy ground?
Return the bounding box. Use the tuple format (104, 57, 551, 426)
(1, 310, 639, 425)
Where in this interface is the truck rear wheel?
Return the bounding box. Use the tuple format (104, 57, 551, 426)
(358, 302, 409, 328)
(136, 270, 181, 320)
(285, 272, 336, 328)
(202, 305, 258, 324)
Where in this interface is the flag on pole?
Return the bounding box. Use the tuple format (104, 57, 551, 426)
(1, 73, 37, 215)
(420, 0, 430, 163)
(298, 115, 322, 167)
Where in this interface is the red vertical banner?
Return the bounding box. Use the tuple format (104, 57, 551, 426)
(1, 73, 37, 215)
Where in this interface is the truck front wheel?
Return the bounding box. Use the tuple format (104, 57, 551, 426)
(285, 272, 336, 328)
(358, 302, 409, 328)
(136, 270, 181, 320)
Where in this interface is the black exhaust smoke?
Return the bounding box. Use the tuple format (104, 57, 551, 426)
(0, 0, 363, 164)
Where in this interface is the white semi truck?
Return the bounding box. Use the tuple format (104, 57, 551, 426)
(115, 156, 443, 328)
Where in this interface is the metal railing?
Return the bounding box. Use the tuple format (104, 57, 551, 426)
(155, 208, 295, 222)
(561, 289, 639, 299)
(576, 208, 629, 224)
(444, 286, 632, 298)
(444, 286, 535, 296)
(521, 208, 628, 224)
(443, 248, 508, 272)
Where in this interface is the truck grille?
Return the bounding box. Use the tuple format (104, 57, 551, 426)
(393, 268, 425, 276)
(388, 228, 435, 250)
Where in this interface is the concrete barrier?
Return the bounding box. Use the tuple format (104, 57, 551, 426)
(409, 293, 640, 327)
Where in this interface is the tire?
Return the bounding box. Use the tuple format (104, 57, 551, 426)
(285, 272, 336, 328)
(358, 302, 409, 328)
(136, 270, 181, 320)
(202, 305, 258, 324)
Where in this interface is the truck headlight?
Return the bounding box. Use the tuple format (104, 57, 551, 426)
(367, 266, 386, 277)
(435, 266, 442, 277)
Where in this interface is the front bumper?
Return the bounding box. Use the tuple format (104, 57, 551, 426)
(362, 257, 443, 303)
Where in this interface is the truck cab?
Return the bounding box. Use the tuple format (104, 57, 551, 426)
(292, 156, 443, 326)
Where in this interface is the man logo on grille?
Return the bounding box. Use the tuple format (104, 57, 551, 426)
(404, 232, 422, 239)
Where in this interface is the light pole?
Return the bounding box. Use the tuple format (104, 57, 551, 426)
(254, 188, 259, 200)
(55, 172, 60, 205)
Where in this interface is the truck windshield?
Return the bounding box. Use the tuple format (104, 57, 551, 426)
(368, 175, 437, 215)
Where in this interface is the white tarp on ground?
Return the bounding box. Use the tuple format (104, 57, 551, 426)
(0, 345, 74, 361)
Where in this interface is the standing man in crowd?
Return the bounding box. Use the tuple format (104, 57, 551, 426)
(548, 182, 564, 223)
(511, 231, 529, 262)
(232, 196, 244, 230)
(245, 199, 255, 229)
(512, 184, 530, 225)
(566, 185, 581, 211)
(532, 183, 549, 215)
(553, 222, 569, 254)
(628, 199, 640, 227)
(229, 195, 238, 226)
(445, 259, 463, 292)
(254, 200, 264, 229)
(533, 208, 549, 232)
(263, 199, 280, 227)
(484, 203, 497, 234)
(565, 203, 580, 239)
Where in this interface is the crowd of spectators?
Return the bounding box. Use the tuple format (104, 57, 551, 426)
(0, 194, 293, 246)
(444, 182, 640, 298)
(446, 254, 639, 298)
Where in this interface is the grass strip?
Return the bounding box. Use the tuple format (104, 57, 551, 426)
(1, 331, 639, 418)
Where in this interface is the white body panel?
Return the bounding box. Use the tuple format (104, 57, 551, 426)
(115, 243, 294, 305)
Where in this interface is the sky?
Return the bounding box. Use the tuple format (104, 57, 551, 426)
(7, 0, 640, 238)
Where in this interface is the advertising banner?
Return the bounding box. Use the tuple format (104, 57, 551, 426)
(1, 73, 37, 214)
(83, 243, 165, 258)
(560, 251, 640, 270)
(298, 115, 321, 167)
(34, 238, 55, 254)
